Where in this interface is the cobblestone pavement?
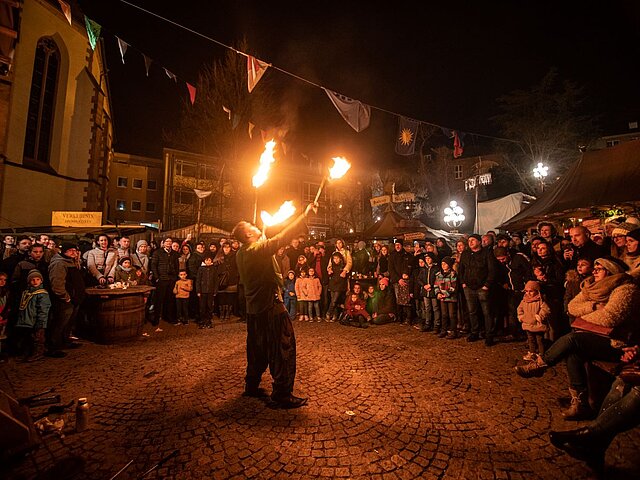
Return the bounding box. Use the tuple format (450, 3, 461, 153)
(2, 319, 639, 480)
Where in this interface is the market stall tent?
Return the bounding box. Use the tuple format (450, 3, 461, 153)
(363, 208, 459, 243)
(475, 192, 536, 234)
(499, 139, 640, 231)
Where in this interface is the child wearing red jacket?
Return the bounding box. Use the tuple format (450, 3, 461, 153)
(342, 292, 370, 328)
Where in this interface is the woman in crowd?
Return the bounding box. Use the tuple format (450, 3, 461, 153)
(215, 242, 239, 320)
(453, 239, 470, 333)
(530, 240, 567, 340)
(376, 244, 390, 278)
(178, 243, 192, 272)
(435, 238, 453, 261)
(333, 239, 352, 277)
(371, 277, 397, 325)
(621, 228, 640, 271)
(326, 251, 348, 321)
(515, 257, 640, 420)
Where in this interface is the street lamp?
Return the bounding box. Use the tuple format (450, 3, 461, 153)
(533, 162, 549, 191)
(444, 200, 465, 229)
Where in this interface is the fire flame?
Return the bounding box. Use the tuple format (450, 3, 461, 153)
(252, 140, 276, 188)
(328, 156, 351, 179)
(261, 201, 296, 227)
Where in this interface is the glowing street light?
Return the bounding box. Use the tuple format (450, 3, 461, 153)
(533, 162, 549, 191)
(444, 200, 465, 229)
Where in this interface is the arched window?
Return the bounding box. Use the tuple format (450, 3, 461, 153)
(23, 37, 59, 164)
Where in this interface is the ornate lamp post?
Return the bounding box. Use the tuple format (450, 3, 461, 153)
(444, 200, 465, 231)
(533, 162, 549, 192)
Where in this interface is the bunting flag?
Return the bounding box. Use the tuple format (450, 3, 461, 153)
(248, 122, 255, 139)
(453, 130, 465, 158)
(395, 116, 419, 155)
(222, 105, 231, 120)
(247, 55, 269, 92)
(186, 82, 196, 105)
(84, 16, 101, 50)
(232, 114, 240, 130)
(143, 54, 152, 76)
(164, 68, 177, 82)
(324, 89, 371, 132)
(58, 0, 72, 25)
(116, 37, 128, 63)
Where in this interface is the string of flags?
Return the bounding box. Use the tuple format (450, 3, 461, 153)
(65, 0, 520, 158)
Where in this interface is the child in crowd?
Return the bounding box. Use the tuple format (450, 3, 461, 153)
(563, 257, 593, 321)
(196, 255, 217, 328)
(15, 270, 51, 362)
(114, 257, 137, 284)
(421, 252, 441, 333)
(173, 269, 193, 325)
(294, 255, 309, 278)
(395, 272, 412, 325)
(365, 284, 377, 316)
(306, 267, 322, 322)
(283, 270, 297, 320)
(295, 268, 309, 321)
(342, 291, 370, 328)
(434, 256, 458, 339)
(517, 280, 550, 360)
(326, 252, 348, 321)
(133, 265, 149, 286)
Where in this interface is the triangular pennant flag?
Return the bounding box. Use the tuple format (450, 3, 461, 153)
(395, 116, 419, 156)
(164, 68, 177, 82)
(222, 106, 231, 120)
(453, 131, 465, 158)
(58, 0, 72, 25)
(232, 113, 240, 130)
(142, 54, 152, 77)
(186, 82, 196, 105)
(84, 16, 101, 50)
(281, 142, 288, 156)
(247, 55, 270, 93)
(116, 37, 128, 63)
(248, 122, 255, 139)
(324, 88, 371, 132)
(260, 130, 267, 143)
(194, 189, 213, 199)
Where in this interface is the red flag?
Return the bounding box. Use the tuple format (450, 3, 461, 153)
(58, 0, 72, 25)
(453, 131, 464, 158)
(247, 56, 269, 93)
(186, 83, 196, 105)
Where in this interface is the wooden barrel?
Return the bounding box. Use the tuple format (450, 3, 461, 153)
(85, 286, 154, 344)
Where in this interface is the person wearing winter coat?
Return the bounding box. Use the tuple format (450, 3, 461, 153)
(150, 237, 180, 329)
(326, 252, 348, 321)
(420, 252, 441, 332)
(196, 254, 218, 328)
(295, 269, 310, 321)
(332, 239, 353, 276)
(305, 267, 322, 321)
(113, 257, 138, 284)
(283, 270, 297, 320)
(563, 258, 593, 320)
(131, 240, 150, 276)
(84, 234, 118, 286)
(342, 292, 370, 328)
(371, 277, 397, 325)
(215, 242, 240, 320)
(15, 270, 51, 362)
(517, 280, 551, 360)
(435, 256, 458, 339)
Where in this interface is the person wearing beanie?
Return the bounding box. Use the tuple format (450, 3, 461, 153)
(15, 268, 51, 362)
(132, 240, 150, 276)
(515, 255, 640, 421)
(434, 255, 458, 339)
(458, 234, 498, 346)
(621, 228, 640, 271)
(114, 257, 137, 284)
(609, 223, 632, 259)
(516, 280, 550, 361)
(371, 276, 397, 325)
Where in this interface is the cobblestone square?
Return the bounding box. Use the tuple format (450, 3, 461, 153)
(2, 321, 639, 479)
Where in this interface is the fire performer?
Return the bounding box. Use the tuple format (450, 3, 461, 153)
(232, 201, 318, 409)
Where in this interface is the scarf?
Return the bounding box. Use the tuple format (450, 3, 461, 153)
(579, 273, 633, 303)
(524, 291, 541, 303)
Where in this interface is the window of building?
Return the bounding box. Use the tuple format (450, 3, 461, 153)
(146, 202, 156, 213)
(132, 178, 143, 189)
(175, 160, 197, 177)
(23, 38, 60, 164)
(303, 182, 325, 202)
(131, 201, 141, 212)
(454, 165, 463, 179)
(174, 188, 195, 205)
(117, 177, 127, 188)
(116, 200, 126, 211)
(606, 140, 620, 148)
(147, 179, 157, 190)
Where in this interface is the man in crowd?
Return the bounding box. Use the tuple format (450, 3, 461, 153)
(12, 242, 50, 292)
(389, 240, 411, 314)
(2, 234, 16, 260)
(150, 237, 180, 329)
(285, 237, 305, 268)
(48, 242, 86, 357)
(116, 235, 132, 260)
(458, 234, 498, 346)
(564, 226, 606, 269)
(494, 246, 531, 340)
(1, 236, 32, 278)
(233, 202, 317, 409)
(538, 221, 561, 254)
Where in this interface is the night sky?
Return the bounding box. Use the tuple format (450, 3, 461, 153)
(79, 0, 640, 167)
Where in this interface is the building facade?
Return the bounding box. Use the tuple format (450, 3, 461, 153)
(107, 152, 163, 225)
(162, 148, 368, 238)
(0, 0, 113, 227)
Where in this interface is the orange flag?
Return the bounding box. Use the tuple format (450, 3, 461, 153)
(247, 55, 269, 93)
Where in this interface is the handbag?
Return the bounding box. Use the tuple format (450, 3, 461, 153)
(619, 362, 640, 385)
(571, 317, 614, 337)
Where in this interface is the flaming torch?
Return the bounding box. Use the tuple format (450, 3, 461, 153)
(261, 201, 297, 227)
(252, 140, 276, 223)
(314, 156, 351, 204)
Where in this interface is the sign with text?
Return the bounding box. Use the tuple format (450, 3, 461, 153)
(392, 192, 416, 203)
(370, 195, 392, 207)
(52, 211, 103, 227)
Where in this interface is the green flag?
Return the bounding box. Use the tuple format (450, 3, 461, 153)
(84, 16, 102, 50)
